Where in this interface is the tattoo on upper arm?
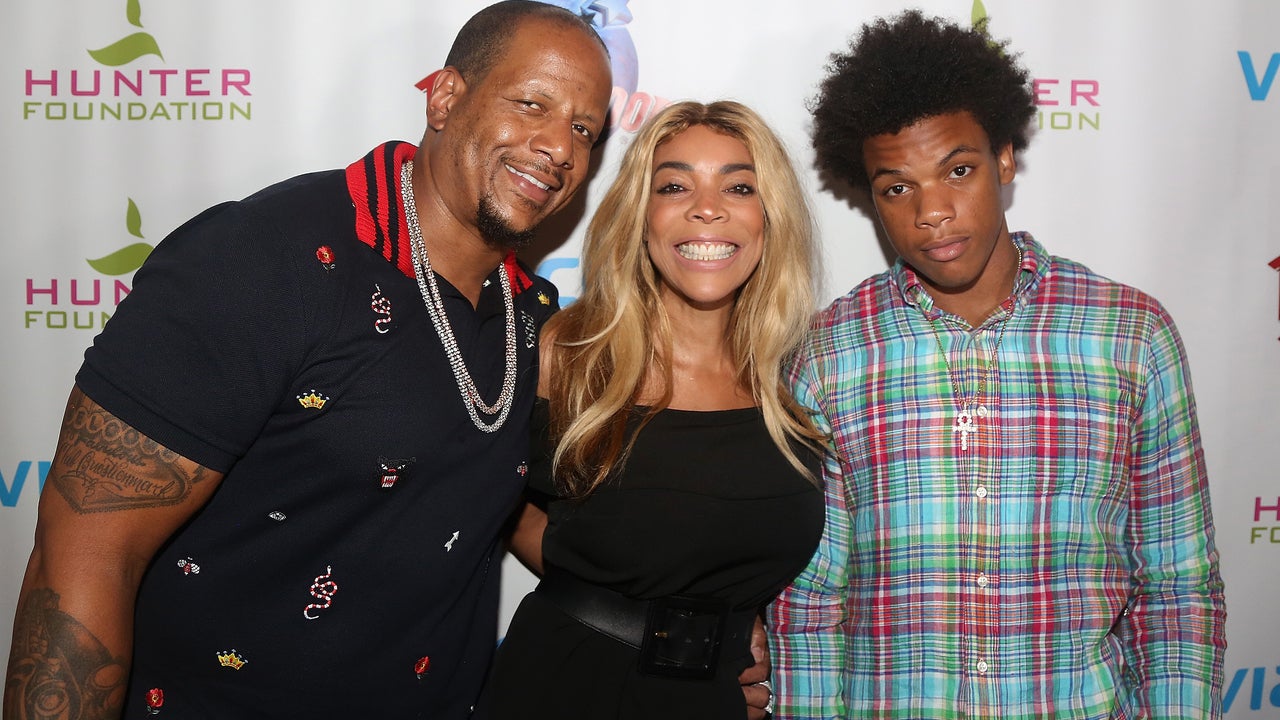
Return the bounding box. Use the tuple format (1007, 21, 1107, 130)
(50, 392, 210, 513)
(4, 588, 126, 720)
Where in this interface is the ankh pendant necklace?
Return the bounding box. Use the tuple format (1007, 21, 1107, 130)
(926, 242, 1022, 451)
(929, 320, 1010, 451)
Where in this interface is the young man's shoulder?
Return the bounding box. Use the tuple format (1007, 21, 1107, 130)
(791, 272, 899, 364)
(1040, 252, 1172, 319)
(811, 270, 900, 335)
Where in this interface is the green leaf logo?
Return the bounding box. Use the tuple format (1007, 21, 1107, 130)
(970, 0, 1003, 52)
(88, 243, 154, 275)
(972, 0, 989, 26)
(88, 31, 163, 66)
(88, 1, 163, 66)
(126, 198, 144, 238)
(86, 198, 154, 275)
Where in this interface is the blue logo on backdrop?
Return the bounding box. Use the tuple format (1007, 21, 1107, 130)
(1238, 51, 1279, 101)
(539, 1, 637, 94)
(0, 461, 51, 507)
(1224, 664, 1280, 713)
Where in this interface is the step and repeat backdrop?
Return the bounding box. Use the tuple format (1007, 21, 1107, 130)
(2, 0, 1277, 714)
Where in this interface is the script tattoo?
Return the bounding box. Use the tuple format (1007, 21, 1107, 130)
(50, 391, 209, 513)
(4, 589, 126, 720)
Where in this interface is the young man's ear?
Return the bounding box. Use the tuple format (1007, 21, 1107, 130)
(996, 142, 1017, 185)
(425, 67, 466, 131)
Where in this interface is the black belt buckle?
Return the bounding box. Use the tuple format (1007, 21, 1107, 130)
(637, 594, 729, 680)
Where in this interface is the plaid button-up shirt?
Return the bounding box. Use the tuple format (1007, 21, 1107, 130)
(769, 233, 1225, 719)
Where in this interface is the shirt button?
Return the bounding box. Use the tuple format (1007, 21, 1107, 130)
(976, 659, 989, 674)
(975, 486, 988, 498)
(976, 573, 989, 588)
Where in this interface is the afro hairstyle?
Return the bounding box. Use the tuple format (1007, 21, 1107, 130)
(809, 9, 1036, 191)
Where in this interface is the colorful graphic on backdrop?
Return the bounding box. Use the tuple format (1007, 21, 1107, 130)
(88, 0, 164, 66)
(23, 199, 152, 331)
(88, 199, 154, 275)
(542, 0, 638, 94)
(973, 1, 1101, 131)
(533, 0, 671, 134)
(21, 0, 252, 122)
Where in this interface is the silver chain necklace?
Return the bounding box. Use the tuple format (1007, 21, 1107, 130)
(400, 160, 518, 433)
(926, 241, 1023, 451)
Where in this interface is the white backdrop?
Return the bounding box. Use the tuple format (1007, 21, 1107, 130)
(2, 1, 1277, 715)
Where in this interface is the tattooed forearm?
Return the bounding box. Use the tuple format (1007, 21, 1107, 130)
(50, 390, 210, 514)
(4, 589, 126, 720)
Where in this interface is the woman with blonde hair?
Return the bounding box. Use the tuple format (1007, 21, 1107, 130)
(474, 100, 825, 718)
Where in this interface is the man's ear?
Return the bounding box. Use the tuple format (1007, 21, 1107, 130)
(426, 67, 466, 131)
(996, 142, 1016, 185)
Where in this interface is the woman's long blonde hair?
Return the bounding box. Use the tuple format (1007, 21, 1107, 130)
(543, 100, 823, 497)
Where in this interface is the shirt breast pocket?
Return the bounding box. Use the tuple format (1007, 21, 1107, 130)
(1031, 379, 1133, 488)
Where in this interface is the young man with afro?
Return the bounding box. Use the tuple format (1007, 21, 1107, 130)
(768, 10, 1225, 719)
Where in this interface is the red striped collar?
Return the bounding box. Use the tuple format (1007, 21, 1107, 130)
(345, 141, 531, 293)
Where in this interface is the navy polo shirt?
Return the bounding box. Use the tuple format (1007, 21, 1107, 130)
(77, 146, 557, 718)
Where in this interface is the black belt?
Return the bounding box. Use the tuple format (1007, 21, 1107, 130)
(535, 570, 758, 680)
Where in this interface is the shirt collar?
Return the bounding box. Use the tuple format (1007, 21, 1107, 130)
(893, 231, 1044, 322)
(345, 141, 532, 294)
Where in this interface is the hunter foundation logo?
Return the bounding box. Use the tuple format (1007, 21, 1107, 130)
(24, 199, 153, 331)
(973, 1, 1100, 132)
(1252, 495, 1280, 545)
(22, 0, 252, 122)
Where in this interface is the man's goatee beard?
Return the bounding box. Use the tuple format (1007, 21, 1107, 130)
(477, 195, 536, 251)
